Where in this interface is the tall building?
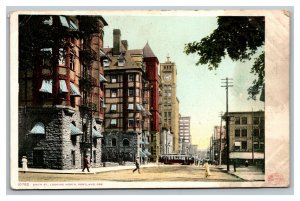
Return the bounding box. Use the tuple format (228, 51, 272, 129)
(18, 15, 108, 169)
(143, 42, 160, 161)
(226, 111, 265, 166)
(159, 56, 180, 153)
(179, 115, 191, 154)
(102, 29, 152, 164)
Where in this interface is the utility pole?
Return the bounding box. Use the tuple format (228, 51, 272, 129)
(219, 112, 223, 166)
(221, 77, 233, 172)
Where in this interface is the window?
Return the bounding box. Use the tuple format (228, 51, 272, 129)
(93, 150, 96, 163)
(101, 138, 105, 146)
(253, 129, 259, 137)
(103, 59, 110, 67)
(111, 104, 117, 112)
(242, 117, 247, 124)
(123, 139, 130, 147)
(128, 88, 134, 96)
(136, 74, 139, 82)
(41, 48, 52, 66)
(253, 117, 259, 125)
(136, 119, 140, 127)
(254, 142, 259, 150)
(128, 74, 134, 81)
(242, 129, 247, 137)
(128, 103, 134, 110)
(260, 142, 265, 150)
(111, 75, 117, 83)
(241, 141, 247, 150)
(235, 117, 240, 125)
(136, 89, 140, 97)
(71, 151, 75, 166)
(111, 119, 117, 127)
(100, 98, 105, 108)
(112, 138, 117, 147)
(118, 60, 125, 67)
(58, 48, 65, 65)
(69, 52, 74, 70)
(128, 118, 134, 127)
(168, 112, 171, 118)
(260, 117, 265, 125)
(111, 89, 117, 97)
(260, 129, 265, 138)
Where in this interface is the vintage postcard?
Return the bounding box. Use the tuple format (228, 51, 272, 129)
(10, 10, 290, 189)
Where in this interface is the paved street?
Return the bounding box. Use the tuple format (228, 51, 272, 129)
(19, 165, 243, 182)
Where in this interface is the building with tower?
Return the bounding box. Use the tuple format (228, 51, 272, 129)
(159, 56, 180, 154)
(102, 29, 152, 165)
(18, 15, 108, 169)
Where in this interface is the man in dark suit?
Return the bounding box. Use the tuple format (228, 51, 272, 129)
(132, 158, 140, 174)
(82, 155, 90, 172)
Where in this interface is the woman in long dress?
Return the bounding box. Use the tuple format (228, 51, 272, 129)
(22, 156, 28, 172)
(203, 161, 211, 178)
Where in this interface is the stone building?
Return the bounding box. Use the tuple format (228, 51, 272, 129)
(102, 29, 152, 165)
(160, 128, 173, 154)
(18, 15, 108, 169)
(226, 111, 265, 166)
(159, 56, 180, 153)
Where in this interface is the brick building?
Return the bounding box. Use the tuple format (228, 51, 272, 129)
(18, 15, 108, 169)
(226, 111, 265, 166)
(102, 29, 152, 164)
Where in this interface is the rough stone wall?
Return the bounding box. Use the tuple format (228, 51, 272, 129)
(19, 106, 103, 170)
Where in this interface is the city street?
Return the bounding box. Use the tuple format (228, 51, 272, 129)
(19, 165, 242, 182)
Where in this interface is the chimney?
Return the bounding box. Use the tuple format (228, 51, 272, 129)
(121, 40, 128, 51)
(113, 29, 121, 56)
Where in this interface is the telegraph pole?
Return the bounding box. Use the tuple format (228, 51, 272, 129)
(219, 112, 223, 166)
(221, 78, 233, 172)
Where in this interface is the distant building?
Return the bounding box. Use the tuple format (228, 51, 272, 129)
(160, 128, 173, 154)
(18, 15, 108, 169)
(226, 111, 265, 166)
(159, 57, 180, 153)
(212, 126, 226, 165)
(102, 29, 152, 164)
(179, 115, 191, 154)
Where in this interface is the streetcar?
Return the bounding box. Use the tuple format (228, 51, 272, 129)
(159, 154, 194, 165)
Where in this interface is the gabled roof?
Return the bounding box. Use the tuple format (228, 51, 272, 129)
(143, 42, 156, 58)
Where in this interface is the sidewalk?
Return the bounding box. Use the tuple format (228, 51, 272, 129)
(19, 163, 159, 175)
(216, 165, 265, 181)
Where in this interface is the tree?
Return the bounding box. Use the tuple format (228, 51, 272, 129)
(184, 17, 265, 100)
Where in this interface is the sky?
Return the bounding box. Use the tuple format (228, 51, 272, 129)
(102, 14, 265, 149)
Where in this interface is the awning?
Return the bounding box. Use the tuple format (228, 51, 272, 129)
(139, 105, 145, 111)
(69, 20, 78, 30)
(229, 152, 264, 159)
(111, 119, 117, 125)
(139, 150, 147, 158)
(128, 104, 134, 110)
(144, 150, 151, 156)
(39, 80, 52, 93)
(59, 16, 70, 28)
(70, 124, 83, 136)
(70, 82, 81, 97)
(30, 122, 45, 135)
(136, 104, 142, 111)
(234, 141, 241, 146)
(99, 74, 107, 82)
(92, 128, 103, 138)
(111, 104, 117, 111)
(59, 80, 68, 93)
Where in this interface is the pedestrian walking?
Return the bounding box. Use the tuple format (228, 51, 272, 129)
(21, 156, 28, 173)
(245, 160, 249, 167)
(133, 158, 140, 174)
(203, 160, 211, 178)
(82, 155, 90, 172)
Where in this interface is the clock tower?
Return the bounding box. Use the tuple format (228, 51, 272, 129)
(160, 56, 180, 154)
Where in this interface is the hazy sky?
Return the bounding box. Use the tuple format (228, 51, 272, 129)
(102, 14, 265, 149)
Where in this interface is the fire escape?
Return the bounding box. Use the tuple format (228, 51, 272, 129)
(78, 18, 99, 158)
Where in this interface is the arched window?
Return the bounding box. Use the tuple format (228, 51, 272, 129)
(112, 138, 117, 147)
(123, 139, 130, 147)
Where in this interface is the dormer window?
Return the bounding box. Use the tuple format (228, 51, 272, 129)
(118, 53, 125, 67)
(118, 59, 125, 67)
(103, 59, 110, 67)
